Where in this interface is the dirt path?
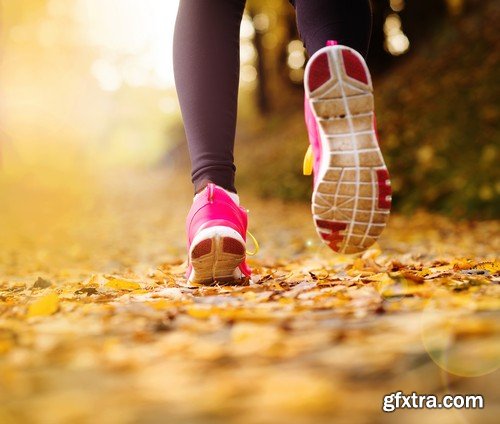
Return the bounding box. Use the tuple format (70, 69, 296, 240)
(0, 170, 498, 423)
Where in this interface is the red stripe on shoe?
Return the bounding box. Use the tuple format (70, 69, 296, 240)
(222, 237, 245, 256)
(342, 49, 368, 85)
(376, 169, 392, 210)
(191, 239, 212, 259)
(316, 220, 347, 252)
(308, 53, 331, 92)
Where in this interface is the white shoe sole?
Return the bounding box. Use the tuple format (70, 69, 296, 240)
(304, 45, 392, 254)
(187, 226, 246, 284)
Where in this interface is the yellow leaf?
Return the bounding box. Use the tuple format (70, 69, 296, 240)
(105, 278, 141, 291)
(146, 299, 171, 310)
(473, 261, 500, 274)
(365, 272, 393, 283)
(351, 258, 365, 271)
(27, 292, 59, 318)
(186, 306, 212, 319)
(402, 285, 430, 296)
(365, 273, 396, 294)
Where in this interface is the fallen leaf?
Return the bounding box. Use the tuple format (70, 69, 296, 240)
(74, 287, 99, 296)
(473, 261, 500, 275)
(104, 278, 141, 291)
(33, 277, 52, 289)
(27, 292, 59, 317)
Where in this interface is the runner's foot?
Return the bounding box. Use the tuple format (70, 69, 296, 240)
(186, 183, 255, 284)
(303, 41, 391, 254)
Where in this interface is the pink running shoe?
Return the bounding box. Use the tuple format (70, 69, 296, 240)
(185, 183, 255, 284)
(303, 41, 392, 254)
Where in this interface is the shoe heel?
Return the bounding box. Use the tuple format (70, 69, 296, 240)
(189, 225, 246, 284)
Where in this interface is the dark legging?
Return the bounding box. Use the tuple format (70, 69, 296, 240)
(174, 0, 372, 194)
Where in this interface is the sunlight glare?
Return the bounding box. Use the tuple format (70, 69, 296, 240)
(75, 0, 180, 89)
(383, 13, 410, 56)
(287, 40, 306, 70)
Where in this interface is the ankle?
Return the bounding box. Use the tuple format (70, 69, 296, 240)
(194, 178, 237, 196)
(193, 182, 240, 205)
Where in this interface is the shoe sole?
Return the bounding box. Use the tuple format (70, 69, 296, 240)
(188, 226, 246, 284)
(304, 45, 392, 254)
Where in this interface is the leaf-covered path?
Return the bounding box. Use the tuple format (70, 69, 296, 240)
(0, 171, 498, 424)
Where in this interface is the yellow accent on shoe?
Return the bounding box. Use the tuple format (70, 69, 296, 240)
(303, 145, 313, 175)
(246, 231, 260, 256)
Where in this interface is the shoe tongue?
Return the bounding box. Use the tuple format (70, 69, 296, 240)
(193, 186, 240, 205)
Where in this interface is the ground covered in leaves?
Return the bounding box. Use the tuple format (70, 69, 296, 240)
(0, 171, 498, 424)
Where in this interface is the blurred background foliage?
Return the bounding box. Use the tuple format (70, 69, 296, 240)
(0, 0, 498, 221)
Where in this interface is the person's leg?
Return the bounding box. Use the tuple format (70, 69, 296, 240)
(175, 0, 253, 284)
(173, 0, 247, 194)
(292, 0, 372, 57)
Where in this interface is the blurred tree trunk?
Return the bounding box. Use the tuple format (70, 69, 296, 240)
(247, 0, 300, 115)
(247, 7, 270, 115)
(399, 0, 447, 51)
(367, 0, 393, 74)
